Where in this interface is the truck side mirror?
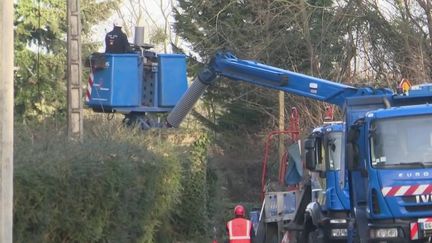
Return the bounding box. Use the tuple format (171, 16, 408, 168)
(305, 139, 317, 171)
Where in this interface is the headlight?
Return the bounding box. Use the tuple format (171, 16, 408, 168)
(370, 228, 398, 239)
(331, 228, 348, 237)
(330, 219, 347, 224)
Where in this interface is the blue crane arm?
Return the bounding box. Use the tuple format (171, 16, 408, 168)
(166, 51, 386, 128)
(210, 52, 358, 107)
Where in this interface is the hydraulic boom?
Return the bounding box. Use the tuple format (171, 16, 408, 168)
(166, 51, 390, 127)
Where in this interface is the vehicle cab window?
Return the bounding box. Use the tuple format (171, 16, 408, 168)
(327, 132, 343, 170)
(370, 115, 432, 168)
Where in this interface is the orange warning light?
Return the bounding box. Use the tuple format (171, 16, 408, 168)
(398, 78, 412, 94)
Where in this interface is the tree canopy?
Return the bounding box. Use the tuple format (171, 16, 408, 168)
(174, 0, 432, 133)
(14, 0, 120, 120)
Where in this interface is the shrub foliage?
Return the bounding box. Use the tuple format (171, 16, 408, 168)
(14, 119, 186, 242)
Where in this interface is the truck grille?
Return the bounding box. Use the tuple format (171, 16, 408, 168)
(405, 205, 432, 212)
(402, 196, 432, 212)
(402, 196, 417, 203)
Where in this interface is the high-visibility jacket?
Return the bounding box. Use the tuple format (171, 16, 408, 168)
(226, 218, 252, 243)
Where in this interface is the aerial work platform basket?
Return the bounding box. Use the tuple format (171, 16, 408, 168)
(86, 53, 188, 113)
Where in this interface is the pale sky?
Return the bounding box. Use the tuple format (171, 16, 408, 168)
(93, 0, 176, 52)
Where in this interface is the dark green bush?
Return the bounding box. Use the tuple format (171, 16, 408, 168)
(14, 118, 184, 243)
(172, 135, 210, 240)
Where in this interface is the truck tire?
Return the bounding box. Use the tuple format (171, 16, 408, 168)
(307, 230, 316, 243)
(265, 223, 279, 243)
(307, 229, 324, 243)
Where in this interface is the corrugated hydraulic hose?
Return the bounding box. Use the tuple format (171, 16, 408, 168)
(166, 76, 209, 128)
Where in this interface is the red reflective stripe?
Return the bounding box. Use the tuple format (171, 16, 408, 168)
(418, 218, 432, 223)
(410, 222, 418, 240)
(424, 185, 432, 194)
(387, 186, 401, 196)
(405, 184, 419, 196)
(86, 69, 94, 101)
(383, 184, 432, 197)
(86, 89, 91, 100)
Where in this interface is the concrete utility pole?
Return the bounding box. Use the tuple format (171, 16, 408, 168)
(67, 0, 83, 141)
(0, 0, 14, 242)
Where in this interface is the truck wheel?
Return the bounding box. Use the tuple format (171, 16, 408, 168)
(307, 230, 316, 243)
(123, 113, 159, 129)
(265, 223, 279, 243)
(307, 229, 324, 243)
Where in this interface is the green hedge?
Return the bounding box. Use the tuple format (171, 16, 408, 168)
(14, 119, 184, 242)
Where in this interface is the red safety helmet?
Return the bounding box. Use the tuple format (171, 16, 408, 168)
(234, 205, 245, 217)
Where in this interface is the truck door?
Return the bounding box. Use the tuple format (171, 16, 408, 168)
(311, 136, 326, 205)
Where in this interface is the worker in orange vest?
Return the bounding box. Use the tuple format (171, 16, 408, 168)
(226, 205, 254, 243)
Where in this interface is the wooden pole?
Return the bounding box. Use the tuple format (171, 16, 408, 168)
(67, 0, 83, 141)
(278, 91, 285, 168)
(0, 0, 14, 242)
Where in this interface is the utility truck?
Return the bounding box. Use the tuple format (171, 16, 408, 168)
(165, 52, 432, 242)
(87, 49, 432, 242)
(252, 108, 350, 243)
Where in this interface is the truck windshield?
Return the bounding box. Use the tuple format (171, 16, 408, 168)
(370, 115, 432, 168)
(327, 132, 343, 170)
